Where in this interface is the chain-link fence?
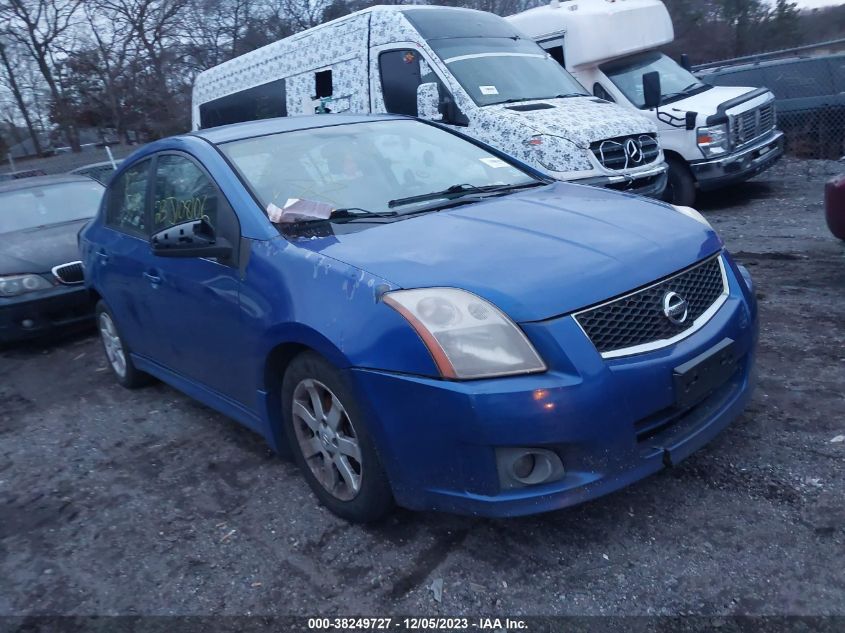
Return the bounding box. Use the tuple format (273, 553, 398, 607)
(696, 40, 845, 160)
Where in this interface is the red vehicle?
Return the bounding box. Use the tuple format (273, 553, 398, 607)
(826, 174, 845, 240)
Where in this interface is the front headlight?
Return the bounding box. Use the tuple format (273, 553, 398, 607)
(672, 204, 712, 229)
(383, 288, 547, 380)
(524, 134, 592, 172)
(0, 274, 53, 298)
(697, 123, 730, 157)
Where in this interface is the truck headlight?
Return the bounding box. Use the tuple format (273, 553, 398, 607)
(0, 274, 53, 297)
(383, 288, 547, 380)
(697, 124, 730, 157)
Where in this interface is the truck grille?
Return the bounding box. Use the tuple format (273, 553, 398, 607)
(732, 103, 776, 148)
(52, 261, 85, 284)
(591, 134, 660, 171)
(573, 255, 727, 358)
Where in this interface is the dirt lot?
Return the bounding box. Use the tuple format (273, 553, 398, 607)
(1, 157, 843, 618)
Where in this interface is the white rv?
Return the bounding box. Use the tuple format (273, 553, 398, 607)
(507, 0, 785, 205)
(192, 5, 668, 197)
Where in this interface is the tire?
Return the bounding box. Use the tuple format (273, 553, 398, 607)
(95, 300, 151, 389)
(282, 351, 394, 523)
(663, 155, 697, 207)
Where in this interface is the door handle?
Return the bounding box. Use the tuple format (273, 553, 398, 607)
(96, 250, 110, 264)
(143, 271, 162, 285)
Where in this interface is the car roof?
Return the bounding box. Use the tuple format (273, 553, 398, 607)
(0, 173, 100, 194)
(191, 113, 408, 145)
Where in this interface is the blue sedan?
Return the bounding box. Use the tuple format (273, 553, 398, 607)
(80, 114, 757, 522)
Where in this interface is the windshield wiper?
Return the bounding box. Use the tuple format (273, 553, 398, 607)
(390, 181, 547, 212)
(331, 207, 398, 219)
(388, 184, 490, 209)
(661, 83, 706, 102)
(286, 207, 399, 224)
(552, 93, 588, 99)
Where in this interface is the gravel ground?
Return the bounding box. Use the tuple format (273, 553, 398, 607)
(1, 157, 843, 618)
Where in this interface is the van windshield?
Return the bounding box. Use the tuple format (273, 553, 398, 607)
(429, 38, 587, 107)
(601, 51, 711, 108)
(219, 120, 541, 219)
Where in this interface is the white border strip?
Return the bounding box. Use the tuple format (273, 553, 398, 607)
(442, 52, 547, 64)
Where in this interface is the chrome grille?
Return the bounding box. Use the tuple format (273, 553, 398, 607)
(591, 134, 660, 171)
(732, 103, 776, 148)
(52, 261, 84, 285)
(574, 255, 727, 358)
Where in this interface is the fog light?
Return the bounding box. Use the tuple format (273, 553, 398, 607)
(21, 319, 35, 329)
(512, 453, 535, 479)
(497, 447, 566, 490)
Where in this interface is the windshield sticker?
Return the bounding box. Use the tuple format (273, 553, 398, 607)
(480, 157, 508, 169)
(479, 85, 499, 96)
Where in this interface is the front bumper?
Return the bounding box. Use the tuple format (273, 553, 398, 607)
(0, 284, 95, 344)
(691, 130, 784, 191)
(572, 163, 668, 199)
(348, 258, 757, 517)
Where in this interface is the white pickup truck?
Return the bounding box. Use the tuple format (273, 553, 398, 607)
(508, 0, 785, 205)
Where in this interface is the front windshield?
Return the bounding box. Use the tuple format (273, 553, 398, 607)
(430, 38, 587, 107)
(220, 120, 539, 217)
(0, 180, 103, 233)
(601, 51, 710, 108)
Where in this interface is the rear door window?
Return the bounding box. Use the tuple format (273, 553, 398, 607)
(106, 159, 150, 237)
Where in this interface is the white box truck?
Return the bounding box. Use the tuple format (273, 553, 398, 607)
(507, 0, 785, 205)
(192, 5, 668, 197)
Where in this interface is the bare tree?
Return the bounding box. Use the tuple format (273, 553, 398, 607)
(272, 0, 331, 31)
(0, 40, 42, 155)
(0, 0, 83, 151)
(95, 0, 193, 135)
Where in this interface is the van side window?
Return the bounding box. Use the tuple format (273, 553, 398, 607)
(593, 83, 615, 102)
(199, 79, 287, 129)
(546, 45, 565, 68)
(152, 155, 218, 233)
(106, 159, 150, 237)
(379, 49, 422, 116)
(315, 69, 333, 99)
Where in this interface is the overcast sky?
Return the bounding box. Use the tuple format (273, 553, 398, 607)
(791, 0, 845, 9)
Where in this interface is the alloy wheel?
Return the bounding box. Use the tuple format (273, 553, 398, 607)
(292, 378, 362, 501)
(98, 312, 127, 378)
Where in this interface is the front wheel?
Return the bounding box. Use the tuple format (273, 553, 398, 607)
(282, 352, 394, 523)
(662, 155, 697, 207)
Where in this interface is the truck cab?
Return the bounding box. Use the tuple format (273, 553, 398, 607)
(507, 0, 785, 205)
(192, 5, 668, 198)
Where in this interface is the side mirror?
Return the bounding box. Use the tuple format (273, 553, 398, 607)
(151, 218, 232, 259)
(643, 71, 662, 109)
(680, 53, 692, 72)
(685, 111, 698, 131)
(416, 82, 443, 121)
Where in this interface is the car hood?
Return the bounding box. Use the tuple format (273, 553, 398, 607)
(664, 85, 766, 118)
(482, 96, 657, 148)
(295, 183, 722, 322)
(0, 219, 89, 274)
